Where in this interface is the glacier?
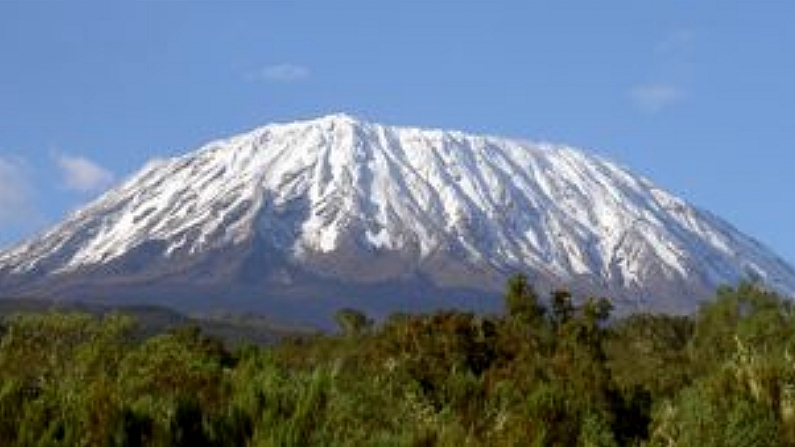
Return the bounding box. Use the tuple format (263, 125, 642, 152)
(1, 113, 793, 325)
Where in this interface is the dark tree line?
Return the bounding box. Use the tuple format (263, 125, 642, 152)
(0, 278, 793, 445)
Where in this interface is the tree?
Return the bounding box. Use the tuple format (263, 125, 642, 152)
(550, 289, 575, 330)
(503, 274, 545, 324)
(690, 283, 795, 374)
(334, 308, 373, 337)
(606, 313, 694, 399)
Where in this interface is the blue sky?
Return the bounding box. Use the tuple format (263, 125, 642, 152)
(1, 1, 794, 266)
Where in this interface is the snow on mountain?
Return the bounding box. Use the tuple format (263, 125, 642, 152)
(1, 114, 793, 323)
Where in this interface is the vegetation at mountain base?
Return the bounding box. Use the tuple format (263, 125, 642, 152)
(0, 279, 793, 446)
(0, 299, 313, 347)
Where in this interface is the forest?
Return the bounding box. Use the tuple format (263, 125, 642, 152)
(0, 278, 793, 446)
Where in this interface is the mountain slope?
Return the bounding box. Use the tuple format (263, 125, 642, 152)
(1, 114, 793, 324)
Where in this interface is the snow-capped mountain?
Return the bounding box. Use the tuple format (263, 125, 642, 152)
(1, 114, 793, 325)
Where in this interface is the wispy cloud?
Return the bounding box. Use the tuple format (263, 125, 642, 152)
(0, 156, 35, 227)
(630, 30, 695, 113)
(630, 83, 685, 113)
(247, 63, 311, 83)
(54, 153, 115, 193)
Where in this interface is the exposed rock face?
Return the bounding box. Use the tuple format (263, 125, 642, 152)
(2, 114, 793, 326)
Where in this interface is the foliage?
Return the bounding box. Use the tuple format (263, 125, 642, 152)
(503, 274, 545, 324)
(0, 282, 791, 445)
(334, 308, 373, 337)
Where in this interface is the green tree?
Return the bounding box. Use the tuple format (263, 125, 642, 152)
(690, 283, 795, 374)
(606, 313, 694, 399)
(550, 289, 575, 330)
(334, 308, 373, 337)
(503, 274, 545, 325)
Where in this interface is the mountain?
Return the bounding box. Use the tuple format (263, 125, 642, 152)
(1, 114, 794, 326)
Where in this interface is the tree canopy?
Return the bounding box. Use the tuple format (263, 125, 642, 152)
(0, 281, 792, 445)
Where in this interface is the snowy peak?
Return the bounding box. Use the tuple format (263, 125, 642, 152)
(1, 114, 794, 319)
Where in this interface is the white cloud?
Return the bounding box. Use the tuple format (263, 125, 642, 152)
(629, 30, 695, 114)
(0, 156, 35, 227)
(630, 83, 685, 113)
(248, 63, 311, 83)
(54, 153, 115, 193)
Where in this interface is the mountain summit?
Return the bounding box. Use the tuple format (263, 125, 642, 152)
(1, 114, 793, 325)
